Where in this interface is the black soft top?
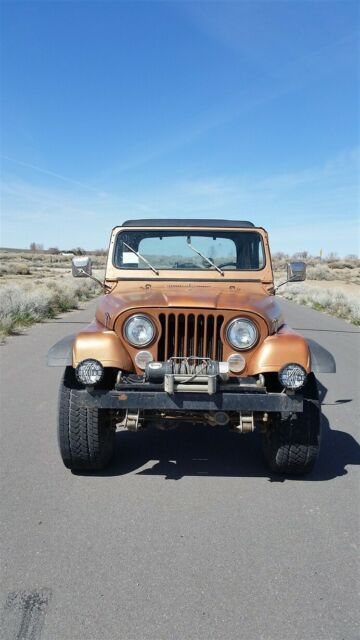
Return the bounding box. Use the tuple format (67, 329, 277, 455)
(121, 219, 255, 228)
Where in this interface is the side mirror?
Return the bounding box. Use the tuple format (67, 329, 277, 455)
(72, 256, 92, 278)
(287, 261, 306, 282)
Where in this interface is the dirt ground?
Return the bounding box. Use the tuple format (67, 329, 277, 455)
(0, 250, 106, 288)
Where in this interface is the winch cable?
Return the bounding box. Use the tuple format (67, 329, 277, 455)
(175, 360, 209, 385)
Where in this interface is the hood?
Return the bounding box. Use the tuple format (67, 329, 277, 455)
(96, 283, 284, 332)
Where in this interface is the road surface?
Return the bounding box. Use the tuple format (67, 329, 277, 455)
(1, 299, 359, 640)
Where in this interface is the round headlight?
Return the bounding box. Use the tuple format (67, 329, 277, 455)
(123, 314, 156, 347)
(76, 359, 104, 385)
(226, 318, 258, 350)
(279, 364, 307, 390)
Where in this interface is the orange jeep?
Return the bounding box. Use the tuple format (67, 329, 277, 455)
(48, 220, 335, 474)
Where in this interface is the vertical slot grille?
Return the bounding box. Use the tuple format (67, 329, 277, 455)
(158, 312, 224, 360)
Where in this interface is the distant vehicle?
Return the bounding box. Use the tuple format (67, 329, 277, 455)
(48, 219, 335, 474)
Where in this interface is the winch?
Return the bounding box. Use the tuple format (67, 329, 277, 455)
(145, 357, 229, 395)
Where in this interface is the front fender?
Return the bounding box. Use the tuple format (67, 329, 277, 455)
(47, 321, 133, 370)
(47, 334, 75, 366)
(247, 325, 336, 375)
(247, 324, 311, 375)
(72, 321, 133, 369)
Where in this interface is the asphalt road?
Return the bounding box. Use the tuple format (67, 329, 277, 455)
(1, 298, 359, 640)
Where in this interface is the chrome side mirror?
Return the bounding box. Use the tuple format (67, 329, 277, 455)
(275, 261, 306, 293)
(72, 256, 92, 278)
(287, 261, 306, 282)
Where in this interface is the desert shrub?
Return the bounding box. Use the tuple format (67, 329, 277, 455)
(328, 262, 354, 270)
(279, 283, 360, 325)
(0, 260, 31, 275)
(0, 279, 98, 338)
(10, 262, 31, 275)
(48, 254, 72, 264)
(306, 264, 334, 280)
(89, 256, 107, 267)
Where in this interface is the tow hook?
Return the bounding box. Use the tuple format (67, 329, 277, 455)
(124, 410, 144, 431)
(232, 412, 254, 434)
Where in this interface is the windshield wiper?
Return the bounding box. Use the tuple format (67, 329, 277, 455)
(122, 242, 159, 276)
(186, 237, 224, 276)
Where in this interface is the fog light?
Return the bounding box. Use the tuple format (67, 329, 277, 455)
(135, 350, 154, 370)
(227, 353, 246, 373)
(76, 359, 104, 385)
(279, 364, 307, 389)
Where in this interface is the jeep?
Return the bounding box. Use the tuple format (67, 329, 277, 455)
(48, 219, 335, 474)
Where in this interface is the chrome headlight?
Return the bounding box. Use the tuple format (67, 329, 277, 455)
(226, 318, 259, 350)
(123, 314, 156, 347)
(279, 364, 307, 390)
(76, 359, 104, 385)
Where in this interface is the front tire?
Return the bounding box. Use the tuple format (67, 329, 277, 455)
(58, 367, 115, 471)
(262, 374, 321, 475)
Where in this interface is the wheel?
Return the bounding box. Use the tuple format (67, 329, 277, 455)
(58, 367, 116, 471)
(262, 374, 321, 475)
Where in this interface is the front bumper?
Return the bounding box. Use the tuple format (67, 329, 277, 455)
(76, 387, 303, 412)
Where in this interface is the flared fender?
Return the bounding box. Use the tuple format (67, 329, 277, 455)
(306, 338, 336, 373)
(47, 322, 132, 369)
(247, 327, 311, 375)
(72, 321, 132, 369)
(47, 334, 75, 367)
(247, 325, 335, 375)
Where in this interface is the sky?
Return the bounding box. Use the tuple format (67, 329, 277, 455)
(0, 0, 359, 255)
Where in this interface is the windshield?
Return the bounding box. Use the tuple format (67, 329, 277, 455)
(114, 230, 265, 271)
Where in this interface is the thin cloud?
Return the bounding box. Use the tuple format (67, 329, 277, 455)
(257, 148, 359, 191)
(1, 148, 358, 255)
(0, 154, 107, 196)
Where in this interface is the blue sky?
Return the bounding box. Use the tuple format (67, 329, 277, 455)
(1, 0, 359, 255)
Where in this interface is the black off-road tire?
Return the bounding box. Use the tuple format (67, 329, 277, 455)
(58, 367, 116, 471)
(262, 374, 321, 475)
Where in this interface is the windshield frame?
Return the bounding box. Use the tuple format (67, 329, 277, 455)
(112, 229, 267, 274)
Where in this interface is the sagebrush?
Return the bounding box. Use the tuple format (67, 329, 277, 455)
(0, 279, 98, 338)
(280, 283, 360, 325)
